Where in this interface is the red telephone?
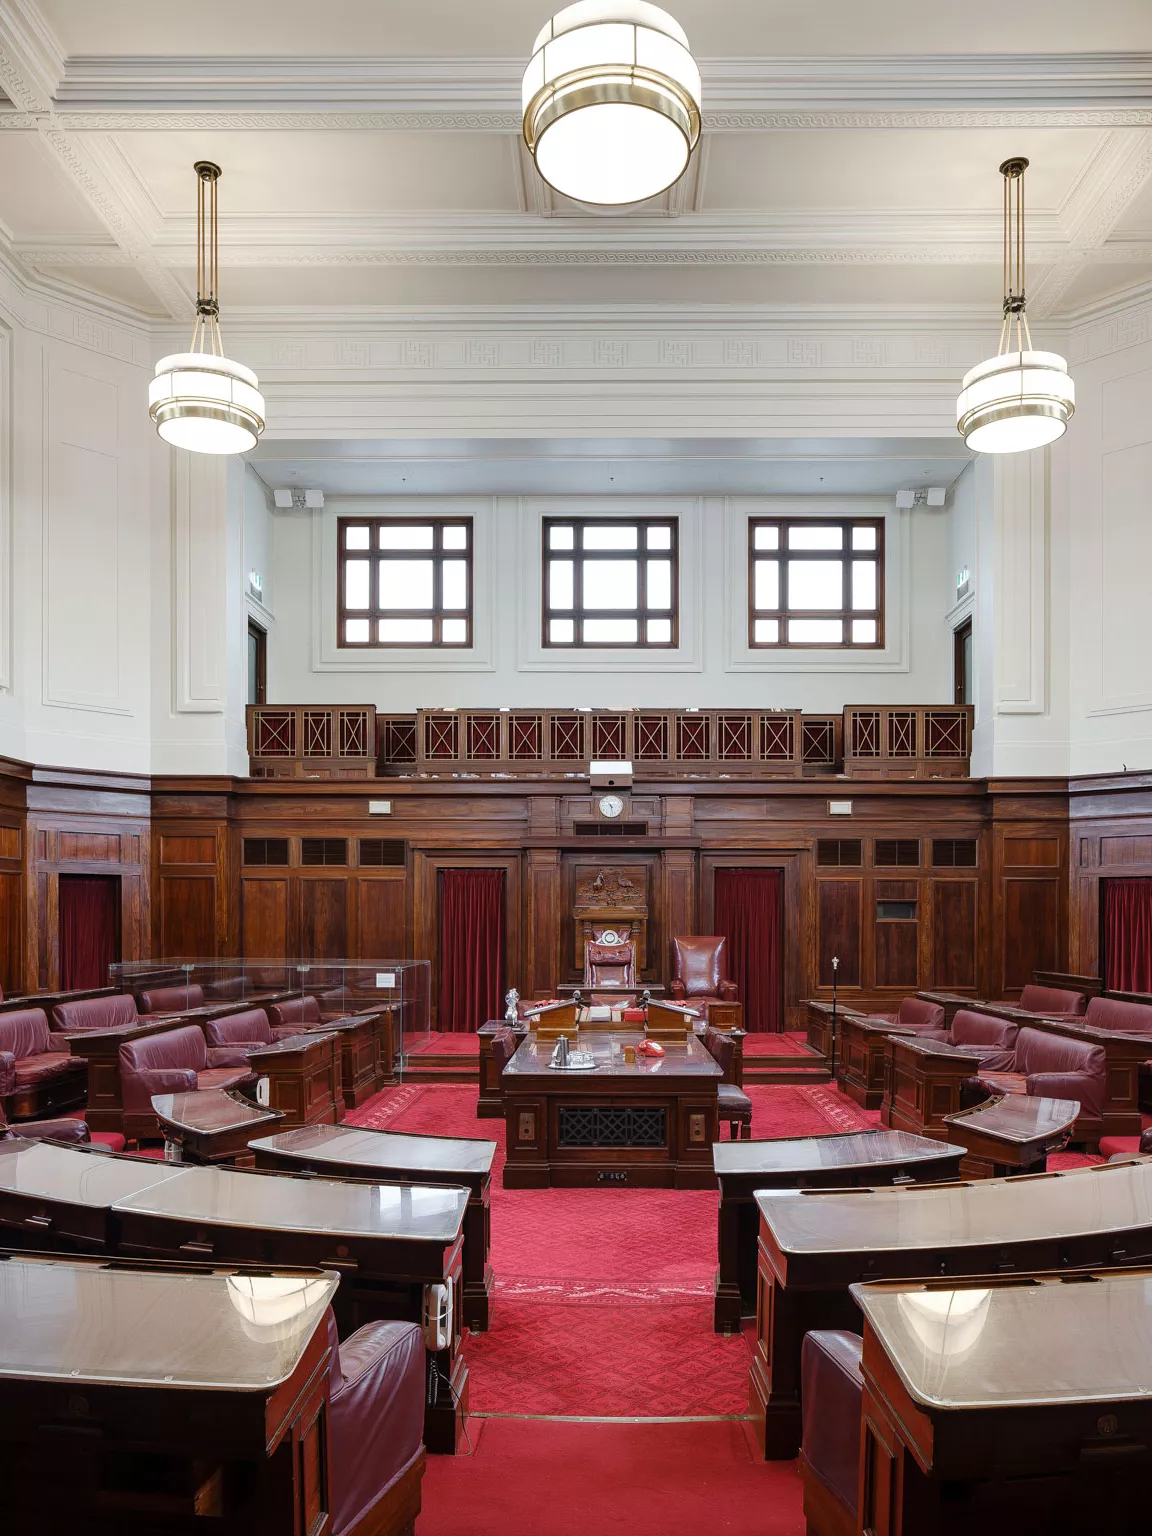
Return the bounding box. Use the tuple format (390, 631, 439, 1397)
(636, 1039, 665, 1058)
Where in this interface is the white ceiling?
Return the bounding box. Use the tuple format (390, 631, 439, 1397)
(0, 0, 1148, 322)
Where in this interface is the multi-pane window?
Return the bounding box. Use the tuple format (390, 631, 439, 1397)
(338, 517, 472, 647)
(749, 517, 883, 648)
(543, 518, 678, 647)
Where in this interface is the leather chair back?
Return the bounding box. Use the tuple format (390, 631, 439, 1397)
(136, 984, 206, 1014)
(1017, 984, 1087, 1016)
(51, 993, 139, 1033)
(895, 997, 945, 1030)
(269, 996, 322, 1029)
(490, 1027, 517, 1072)
(702, 1025, 736, 1083)
(951, 1010, 1018, 1050)
(0, 1008, 52, 1059)
(673, 936, 727, 999)
(118, 1025, 210, 1116)
(1014, 1026, 1106, 1113)
(583, 942, 636, 988)
(801, 1331, 864, 1520)
(204, 1010, 273, 1049)
(1083, 997, 1152, 1035)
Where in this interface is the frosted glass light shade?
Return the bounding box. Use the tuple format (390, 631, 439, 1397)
(150, 351, 265, 454)
(956, 349, 1074, 454)
(523, 1, 701, 205)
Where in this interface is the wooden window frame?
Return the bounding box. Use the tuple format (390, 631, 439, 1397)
(542, 516, 679, 649)
(337, 516, 473, 649)
(748, 516, 885, 649)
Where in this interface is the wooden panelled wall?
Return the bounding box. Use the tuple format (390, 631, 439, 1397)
(0, 757, 1097, 1026)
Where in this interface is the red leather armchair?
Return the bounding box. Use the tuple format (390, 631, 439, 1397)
(919, 1009, 1019, 1057)
(967, 1026, 1107, 1149)
(1009, 983, 1087, 1017)
(1081, 996, 1152, 1034)
(583, 941, 636, 989)
(800, 1329, 863, 1536)
(268, 996, 323, 1031)
(869, 997, 945, 1031)
(51, 993, 140, 1034)
(118, 1024, 256, 1141)
(702, 1025, 752, 1139)
(326, 1311, 426, 1536)
(203, 1008, 300, 1053)
(0, 1008, 88, 1120)
(135, 984, 205, 1015)
(670, 936, 738, 1006)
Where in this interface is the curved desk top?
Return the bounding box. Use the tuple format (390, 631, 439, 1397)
(249, 1123, 496, 1179)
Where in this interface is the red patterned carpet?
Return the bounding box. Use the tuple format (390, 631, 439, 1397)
(403, 1031, 481, 1055)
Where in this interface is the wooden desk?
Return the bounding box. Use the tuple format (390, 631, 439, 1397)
(304, 1013, 378, 1109)
(250, 1122, 498, 1333)
(856, 1271, 1152, 1535)
(501, 1029, 721, 1189)
(882, 1034, 993, 1138)
(247, 1031, 343, 1130)
(477, 1018, 526, 1119)
(838, 1014, 916, 1108)
(0, 1252, 339, 1536)
(804, 999, 867, 1062)
(152, 1088, 285, 1166)
(57, 1019, 188, 1135)
(112, 1163, 470, 1454)
(711, 1131, 966, 1334)
(749, 1159, 1152, 1460)
(942, 1092, 1079, 1178)
(0, 1139, 184, 1252)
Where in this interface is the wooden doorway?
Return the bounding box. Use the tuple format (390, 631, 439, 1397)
(58, 874, 121, 990)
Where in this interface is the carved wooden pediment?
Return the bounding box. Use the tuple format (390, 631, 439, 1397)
(574, 865, 648, 917)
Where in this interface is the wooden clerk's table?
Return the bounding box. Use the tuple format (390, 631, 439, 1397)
(152, 1088, 286, 1166)
(711, 1130, 965, 1334)
(501, 1029, 721, 1189)
(0, 1251, 340, 1535)
(856, 1270, 1152, 1535)
(250, 1122, 498, 1334)
(112, 1161, 470, 1453)
(748, 1157, 1152, 1460)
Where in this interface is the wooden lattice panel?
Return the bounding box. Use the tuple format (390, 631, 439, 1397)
(887, 711, 917, 758)
(303, 711, 332, 758)
(379, 717, 416, 766)
(423, 713, 459, 761)
(466, 713, 501, 760)
(634, 714, 668, 761)
(843, 706, 972, 780)
(550, 714, 585, 761)
(247, 705, 376, 779)
(760, 715, 794, 761)
(925, 710, 969, 757)
(591, 713, 628, 761)
(509, 714, 543, 760)
(338, 708, 373, 759)
(851, 710, 881, 758)
(252, 709, 295, 758)
(717, 714, 753, 761)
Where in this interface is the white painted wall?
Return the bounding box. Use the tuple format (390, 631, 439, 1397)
(268, 490, 953, 713)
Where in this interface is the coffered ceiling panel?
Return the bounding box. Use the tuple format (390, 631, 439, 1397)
(118, 131, 521, 215)
(36, 0, 1152, 57)
(0, 135, 112, 237)
(700, 129, 1106, 215)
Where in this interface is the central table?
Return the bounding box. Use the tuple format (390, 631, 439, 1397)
(250, 1122, 498, 1332)
(749, 1157, 1152, 1460)
(501, 1029, 722, 1189)
(0, 1252, 339, 1536)
(711, 1130, 967, 1333)
(856, 1270, 1152, 1534)
(111, 1162, 470, 1453)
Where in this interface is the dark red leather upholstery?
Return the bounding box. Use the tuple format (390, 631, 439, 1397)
(327, 1311, 425, 1536)
(118, 1025, 255, 1127)
(0, 1009, 88, 1097)
(968, 1026, 1106, 1133)
(583, 941, 636, 988)
(870, 997, 945, 1030)
(203, 1009, 300, 1050)
(703, 1026, 752, 1138)
(51, 993, 139, 1033)
(268, 996, 322, 1030)
(1014, 984, 1087, 1016)
(0, 1112, 90, 1144)
(670, 936, 738, 1003)
(1082, 997, 1152, 1035)
(135, 984, 205, 1015)
(927, 1010, 1019, 1054)
(1103, 1127, 1152, 1162)
(801, 1329, 863, 1522)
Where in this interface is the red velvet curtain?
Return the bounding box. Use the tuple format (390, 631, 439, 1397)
(59, 875, 120, 991)
(1103, 878, 1152, 993)
(438, 868, 505, 1033)
(713, 868, 784, 1033)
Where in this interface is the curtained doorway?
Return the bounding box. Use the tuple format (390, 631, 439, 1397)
(438, 867, 505, 1033)
(1102, 877, 1152, 993)
(58, 874, 121, 991)
(713, 868, 784, 1033)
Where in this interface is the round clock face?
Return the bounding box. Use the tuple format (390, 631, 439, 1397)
(598, 794, 625, 819)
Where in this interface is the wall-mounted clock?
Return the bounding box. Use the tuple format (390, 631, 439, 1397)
(598, 793, 626, 819)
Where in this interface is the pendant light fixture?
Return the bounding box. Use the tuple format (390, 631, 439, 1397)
(957, 158, 1074, 454)
(149, 162, 265, 455)
(522, 1, 702, 206)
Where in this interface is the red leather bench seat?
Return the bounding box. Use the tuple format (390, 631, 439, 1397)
(868, 997, 945, 1031)
(118, 1024, 256, 1139)
(204, 1008, 301, 1051)
(135, 984, 206, 1015)
(51, 994, 140, 1033)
